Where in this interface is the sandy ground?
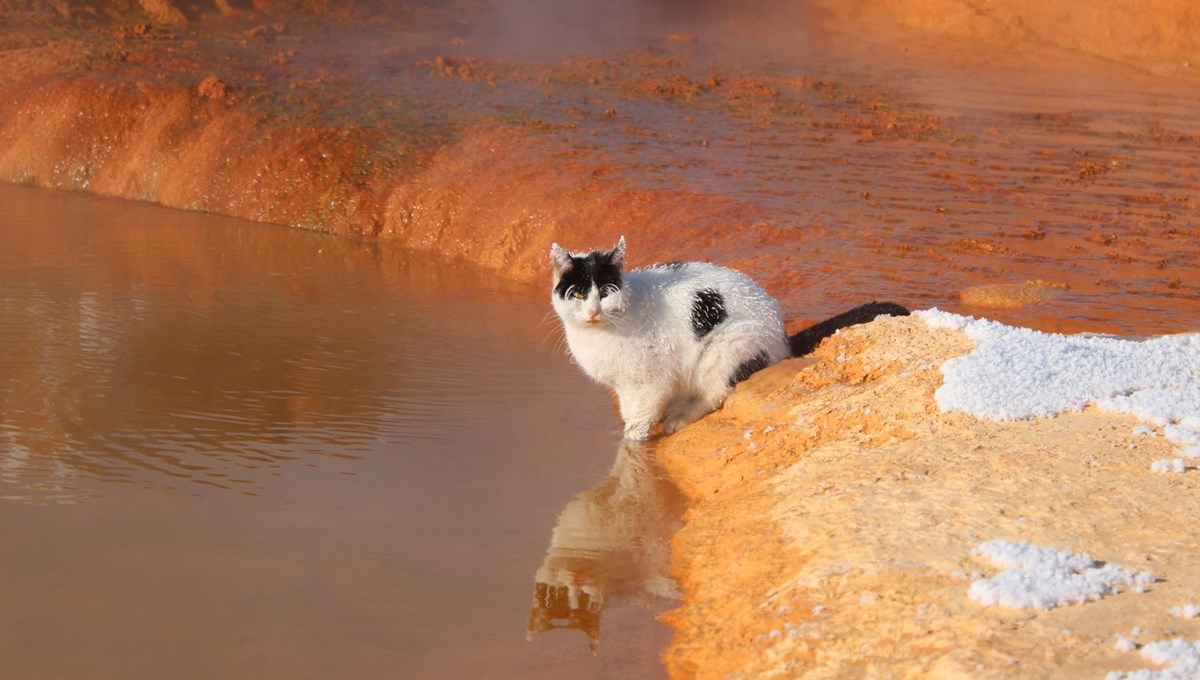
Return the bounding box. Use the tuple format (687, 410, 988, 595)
(656, 315, 1200, 679)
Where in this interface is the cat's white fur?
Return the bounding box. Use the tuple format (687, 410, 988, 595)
(550, 236, 789, 440)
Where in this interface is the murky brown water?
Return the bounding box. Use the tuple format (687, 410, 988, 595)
(0, 183, 680, 679)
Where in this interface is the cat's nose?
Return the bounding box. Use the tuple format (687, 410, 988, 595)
(587, 308, 600, 319)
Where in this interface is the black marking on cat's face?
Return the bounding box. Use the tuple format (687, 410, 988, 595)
(728, 350, 770, 387)
(554, 250, 624, 300)
(690, 288, 727, 339)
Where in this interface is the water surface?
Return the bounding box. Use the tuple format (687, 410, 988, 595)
(0, 184, 678, 679)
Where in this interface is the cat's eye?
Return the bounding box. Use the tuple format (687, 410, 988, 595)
(571, 290, 586, 300)
(599, 284, 619, 298)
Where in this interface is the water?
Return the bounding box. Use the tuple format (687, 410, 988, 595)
(0, 184, 679, 679)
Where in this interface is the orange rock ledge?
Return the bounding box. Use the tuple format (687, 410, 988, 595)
(654, 315, 1200, 679)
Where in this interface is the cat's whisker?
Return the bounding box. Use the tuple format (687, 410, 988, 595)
(604, 315, 628, 331)
(539, 326, 567, 353)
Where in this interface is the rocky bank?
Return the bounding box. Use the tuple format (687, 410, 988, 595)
(657, 314, 1200, 679)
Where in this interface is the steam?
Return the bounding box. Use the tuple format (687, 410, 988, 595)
(477, 0, 829, 65)
(483, 0, 680, 55)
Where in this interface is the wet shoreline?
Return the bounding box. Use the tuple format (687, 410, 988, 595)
(3, 3, 1198, 337)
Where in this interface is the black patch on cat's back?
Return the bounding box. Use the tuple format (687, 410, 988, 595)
(728, 351, 770, 387)
(555, 251, 623, 299)
(690, 288, 727, 339)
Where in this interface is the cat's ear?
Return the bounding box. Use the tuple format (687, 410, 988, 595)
(609, 235, 627, 268)
(550, 243, 573, 275)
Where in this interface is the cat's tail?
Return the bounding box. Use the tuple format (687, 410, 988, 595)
(788, 301, 910, 357)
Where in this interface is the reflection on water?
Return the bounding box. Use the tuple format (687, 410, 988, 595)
(0, 184, 678, 679)
(529, 440, 685, 652)
(0, 184, 544, 502)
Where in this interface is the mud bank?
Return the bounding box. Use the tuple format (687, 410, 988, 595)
(0, 73, 711, 284)
(0, 2, 740, 285)
(3, 1, 1200, 335)
(654, 314, 1200, 678)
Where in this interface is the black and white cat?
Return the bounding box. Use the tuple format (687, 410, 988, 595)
(550, 236, 908, 440)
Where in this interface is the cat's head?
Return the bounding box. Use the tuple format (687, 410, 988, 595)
(549, 236, 628, 327)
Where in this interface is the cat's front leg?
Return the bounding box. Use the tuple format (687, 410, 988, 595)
(616, 385, 667, 441)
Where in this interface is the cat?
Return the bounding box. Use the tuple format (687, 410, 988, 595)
(549, 236, 909, 440)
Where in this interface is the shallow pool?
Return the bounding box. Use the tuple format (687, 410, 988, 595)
(0, 184, 679, 679)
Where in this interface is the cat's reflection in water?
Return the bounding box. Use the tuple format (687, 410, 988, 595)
(528, 440, 687, 652)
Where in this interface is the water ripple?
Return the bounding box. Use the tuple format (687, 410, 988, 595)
(0, 184, 559, 501)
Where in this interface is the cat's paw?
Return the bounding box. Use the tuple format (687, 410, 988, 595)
(663, 397, 714, 436)
(662, 417, 688, 436)
(622, 422, 651, 441)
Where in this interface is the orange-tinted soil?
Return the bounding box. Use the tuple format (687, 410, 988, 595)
(3, 0, 1198, 337)
(654, 315, 1200, 679)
